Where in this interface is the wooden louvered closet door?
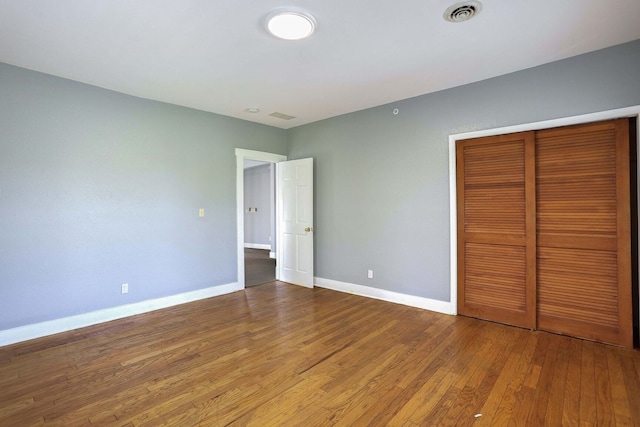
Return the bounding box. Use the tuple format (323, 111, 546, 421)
(536, 120, 632, 347)
(457, 119, 633, 348)
(457, 132, 536, 329)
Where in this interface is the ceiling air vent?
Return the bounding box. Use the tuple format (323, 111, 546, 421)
(269, 112, 296, 120)
(444, 1, 482, 23)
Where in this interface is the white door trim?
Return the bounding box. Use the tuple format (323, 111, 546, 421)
(448, 106, 640, 315)
(236, 149, 287, 288)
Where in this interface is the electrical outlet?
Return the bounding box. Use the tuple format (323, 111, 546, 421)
(367, 270, 374, 279)
(199, 208, 205, 217)
(121, 283, 129, 294)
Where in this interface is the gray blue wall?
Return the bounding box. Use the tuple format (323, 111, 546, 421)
(288, 40, 640, 302)
(2, 40, 640, 334)
(0, 62, 286, 330)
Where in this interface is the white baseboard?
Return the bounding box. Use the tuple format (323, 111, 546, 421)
(269, 251, 276, 259)
(0, 282, 242, 347)
(314, 277, 453, 315)
(244, 243, 271, 250)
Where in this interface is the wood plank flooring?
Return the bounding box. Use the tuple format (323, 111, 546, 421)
(1, 281, 639, 426)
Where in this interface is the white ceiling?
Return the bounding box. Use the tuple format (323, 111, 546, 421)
(1, 1, 639, 129)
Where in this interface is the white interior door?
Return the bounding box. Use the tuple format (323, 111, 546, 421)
(277, 158, 314, 288)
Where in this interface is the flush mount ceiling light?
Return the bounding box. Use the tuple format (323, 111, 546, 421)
(266, 10, 316, 40)
(444, 1, 482, 23)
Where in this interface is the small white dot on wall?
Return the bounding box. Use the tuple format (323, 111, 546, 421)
(393, 108, 399, 115)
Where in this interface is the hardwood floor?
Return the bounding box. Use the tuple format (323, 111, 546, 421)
(1, 282, 639, 426)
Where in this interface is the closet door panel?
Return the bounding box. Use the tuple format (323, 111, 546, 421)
(463, 242, 527, 324)
(457, 133, 536, 329)
(537, 246, 620, 341)
(535, 120, 632, 347)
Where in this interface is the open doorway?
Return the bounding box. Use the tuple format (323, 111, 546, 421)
(236, 148, 315, 289)
(235, 149, 287, 288)
(243, 160, 276, 287)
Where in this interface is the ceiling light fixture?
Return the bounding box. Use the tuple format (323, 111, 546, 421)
(245, 107, 260, 113)
(266, 10, 316, 40)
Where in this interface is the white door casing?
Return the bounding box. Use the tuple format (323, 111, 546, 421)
(277, 158, 314, 288)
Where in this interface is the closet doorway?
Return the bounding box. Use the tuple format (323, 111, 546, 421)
(456, 118, 637, 347)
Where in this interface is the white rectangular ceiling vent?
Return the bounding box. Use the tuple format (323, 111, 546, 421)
(269, 112, 296, 120)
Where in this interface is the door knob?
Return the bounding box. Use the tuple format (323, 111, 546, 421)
(305, 227, 313, 232)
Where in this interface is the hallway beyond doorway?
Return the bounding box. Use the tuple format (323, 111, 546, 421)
(244, 248, 275, 287)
